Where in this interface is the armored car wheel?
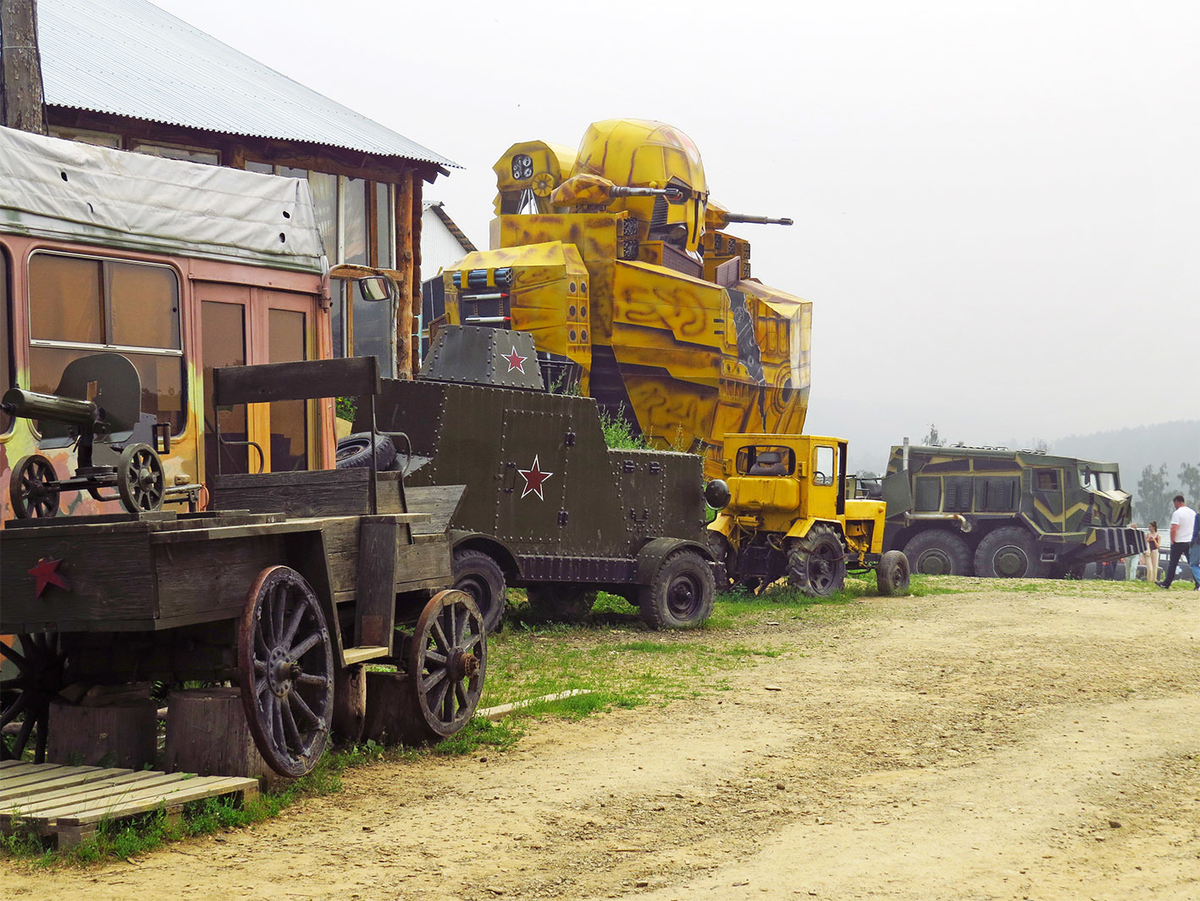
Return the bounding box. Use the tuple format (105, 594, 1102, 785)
(902, 529, 972, 576)
(876, 550, 911, 597)
(639, 549, 715, 629)
(10, 454, 60, 519)
(117, 443, 165, 514)
(787, 525, 847, 597)
(238, 566, 335, 778)
(452, 548, 507, 633)
(406, 590, 486, 742)
(1, 633, 68, 762)
(526, 583, 598, 622)
(973, 526, 1049, 579)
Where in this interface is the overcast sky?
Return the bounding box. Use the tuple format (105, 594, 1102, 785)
(152, 0, 1199, 458)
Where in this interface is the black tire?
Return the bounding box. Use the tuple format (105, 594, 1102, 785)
(526, 583, 598, 622)
(876, 550, 910, 597)
(452, 548, 507, 633)
(902, 530, 973, 576)
(336, 432, 397, 471)
(787, 525, 846, 597)
(638, 549, 715, 630)
(973, 526, 1049, 578)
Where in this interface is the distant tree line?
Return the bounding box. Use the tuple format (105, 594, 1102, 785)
(1135, 462, 1200, 526)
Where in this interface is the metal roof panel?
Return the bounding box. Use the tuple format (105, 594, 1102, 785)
(35, 0, 458, 169)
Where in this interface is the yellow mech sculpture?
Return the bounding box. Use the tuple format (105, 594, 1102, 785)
(442, 118, 811, 478)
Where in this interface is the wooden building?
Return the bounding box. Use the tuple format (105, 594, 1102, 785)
(5, 0, 457, 377)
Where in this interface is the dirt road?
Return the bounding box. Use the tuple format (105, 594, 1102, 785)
(5, 579, 1198, 900)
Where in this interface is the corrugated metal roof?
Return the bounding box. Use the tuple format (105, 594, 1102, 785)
(35, 0, 458, 170)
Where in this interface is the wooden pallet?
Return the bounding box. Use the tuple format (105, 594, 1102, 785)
(0, 759, 259, 848)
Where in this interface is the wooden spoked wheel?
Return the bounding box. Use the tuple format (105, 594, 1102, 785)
(238, 566, 334, 777)
(117, 444, 165, 514)
(0, 633, 68, 762)
(409, 589, 486, 741)
(9, 455, 60, 519)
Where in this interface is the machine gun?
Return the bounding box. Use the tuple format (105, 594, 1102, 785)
(2, 353, 171, 518)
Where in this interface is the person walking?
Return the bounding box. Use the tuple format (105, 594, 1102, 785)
(1159, 496, 1199, 589)
(1126, 522, 1140, 580)
(1145, 522, 1161, 584)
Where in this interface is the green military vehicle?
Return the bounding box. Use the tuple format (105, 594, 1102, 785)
(879, 440, 1145, 578)
(349, 326, 716, 632)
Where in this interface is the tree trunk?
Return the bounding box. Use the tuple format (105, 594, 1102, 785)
(1, 0, 48, 134)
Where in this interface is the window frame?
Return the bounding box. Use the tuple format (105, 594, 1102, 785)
(26, 250, 187, 435)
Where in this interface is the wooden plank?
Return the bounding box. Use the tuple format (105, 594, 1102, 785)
(394, 538, 453, 590)
(57, 776, 257, 826)
(213, 357, 379, 406)
(2, 772, 171, 817)
(356, 517, 398, 649)
(343, 646, 389, 665)
(19, 773, 189, 817)
(148, 518, 334, 545)
(154, 532, 287, 624)
(1, 529, 158, 632)
(406, 484, 467, 537)
(0, 768, 140, 803)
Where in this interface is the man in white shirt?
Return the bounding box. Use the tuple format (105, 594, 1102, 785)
(1159, 495, 1199, 589)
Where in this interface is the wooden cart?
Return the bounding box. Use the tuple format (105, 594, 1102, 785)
(1, 358, 485, 777)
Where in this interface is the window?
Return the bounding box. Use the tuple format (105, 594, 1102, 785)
(28, 253, 185, 433)
(813, 445, 835, 486)
(268, 309, 308, 472)
(1035, 470, 1060, 491)
(130, 142, 220, 165)
(735, 445, 795, 476)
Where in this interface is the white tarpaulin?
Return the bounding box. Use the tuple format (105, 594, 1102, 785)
(0, 125, 327, 272)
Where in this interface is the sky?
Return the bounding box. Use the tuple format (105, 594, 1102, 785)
(150, 0, 1199, 467)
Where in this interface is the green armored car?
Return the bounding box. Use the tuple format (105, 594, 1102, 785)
(349, 326, 716, 632)
(879, 441, 1145, 578)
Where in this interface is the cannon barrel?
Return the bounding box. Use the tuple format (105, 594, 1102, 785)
(721, 213, 793, 226)
(610, 185, 685, 201)
(0, 388, 101, 426)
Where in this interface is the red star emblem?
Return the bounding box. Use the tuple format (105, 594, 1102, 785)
(501, 346, 527, 374)
(28, 557, 71, 598)
(517, 455, 554, 500)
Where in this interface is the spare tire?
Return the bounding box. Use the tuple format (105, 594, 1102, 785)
(336, 432, 397, 471)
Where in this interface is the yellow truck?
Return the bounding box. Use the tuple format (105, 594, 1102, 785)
(705, 433, 910, 597)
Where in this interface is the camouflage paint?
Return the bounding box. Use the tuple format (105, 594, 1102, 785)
(882, 444, 1144, 565)
(445, 120, 811, 480)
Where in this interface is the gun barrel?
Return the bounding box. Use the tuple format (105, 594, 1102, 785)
(721, 213, 793, 226)
(0, 388, 100, 426)
(610, 185, 684, 200)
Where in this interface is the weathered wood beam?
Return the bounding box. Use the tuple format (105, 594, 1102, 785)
(1, 0, 47, 133)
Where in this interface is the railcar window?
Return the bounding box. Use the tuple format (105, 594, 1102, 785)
(27, 253, 185, 434)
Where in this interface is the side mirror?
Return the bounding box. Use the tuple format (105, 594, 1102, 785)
(357, 276, 393, 303)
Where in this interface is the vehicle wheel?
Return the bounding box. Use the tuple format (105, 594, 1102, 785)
(876, 550, 911, 597)
(787, 525, 847, 597)
(238, 566, 335, 778)
(705, 531, 736, 589)
(973, 526, 1049, 578)
(452, 548, 507, 633)
(639, 549, 716, 629)
(526, 583, 598, 622)
(0, 633, 68, 762)
(117, 444, 165, 513)
(405, 589, 486, 743)
(9, 455, 60, 519)
(902, 530, 973, 576)
(335, 432, 397, 471)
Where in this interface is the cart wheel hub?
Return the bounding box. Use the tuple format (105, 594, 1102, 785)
(266, 646, 295, 697)
(448, 649, 479, 680)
